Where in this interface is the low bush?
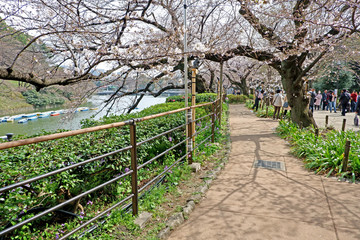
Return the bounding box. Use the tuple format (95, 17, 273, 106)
(0, 100, 220, 239)
(276, 120, 360, 181)
(166, 93, 217, 103)
(226, 94, 249, 104)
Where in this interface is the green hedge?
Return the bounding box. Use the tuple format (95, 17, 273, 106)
(166, 93, 217, 103)
(226, 94, 250, 104)
(0, 101, 215, 238)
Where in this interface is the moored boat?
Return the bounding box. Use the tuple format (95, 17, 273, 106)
(38, 113, 50, 118)
(22, 113, 37, 118)
(50, 112, 60, 116)
(28, 116, 38, 121)
(18, 119, 28, 124)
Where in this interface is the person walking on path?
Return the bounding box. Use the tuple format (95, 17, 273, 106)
(272, 89, 283, 120)
(329, 91, 337, 113)
(314, 91, 322, 110)
(252, 89, 264, 112)
(283, 94, 291, 117)
(321, 90, 328, 110)
(339, 89, 350, 116)
(308, 88, 316, 113)
(350, 90, 357, 112)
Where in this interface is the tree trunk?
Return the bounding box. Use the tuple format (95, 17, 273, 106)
(279, 59, 315, 127)
(239, 76, 249, 96)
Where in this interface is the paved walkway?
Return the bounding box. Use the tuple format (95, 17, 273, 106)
(313, 109, 359, 131)
(168, 104, 360, 240)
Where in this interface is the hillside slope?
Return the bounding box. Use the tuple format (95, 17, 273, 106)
(0, 20, 72, 114)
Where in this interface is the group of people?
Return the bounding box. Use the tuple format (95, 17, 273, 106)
(308, 89, 360, 116)
(252, 89, 290, 120)
(252, 87, 360, 121)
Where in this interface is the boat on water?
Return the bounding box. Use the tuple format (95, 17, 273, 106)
(1, 116, 10, 122)
(38, 113, 51, 118)
(28, 116, 38, 121)
(22, 113, 38, 118)
(18, 119, 28, 124)
(90, 107, 98, 110)
(77, 107, 89, 112)
(11, 115, 23, 121)
(50, 112, 60, 116)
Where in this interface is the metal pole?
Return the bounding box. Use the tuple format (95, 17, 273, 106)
(211, 102, 215, 143)
(183, 0, 189, 159)
(129, 121, 138, 216)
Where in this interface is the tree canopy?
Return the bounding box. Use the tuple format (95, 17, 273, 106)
(0, 0, 359, 124)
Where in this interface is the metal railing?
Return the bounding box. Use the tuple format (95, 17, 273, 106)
(0, 99, 222, 239)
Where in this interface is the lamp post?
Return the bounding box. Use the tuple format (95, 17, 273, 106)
(183, 0, 191, 161)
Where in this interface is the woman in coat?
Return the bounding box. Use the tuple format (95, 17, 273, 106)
(272, 89, 284, 120)
(314, 91, 322, 110)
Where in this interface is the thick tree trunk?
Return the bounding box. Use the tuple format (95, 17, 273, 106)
(239, 76, 249, 96)
(280, 59, 315, 127)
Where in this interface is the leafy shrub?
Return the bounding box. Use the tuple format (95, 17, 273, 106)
(0, 101, 217, 238)
(276, 121, 360, 182)
(227, 94, 249, 104)
(166, 93, 217, 103)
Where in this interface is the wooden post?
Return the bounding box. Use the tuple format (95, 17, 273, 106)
(191, 68, 197, 151)
(211, 102, 215, 143)
(341, 140, 351, 172)
(342, 119, 346, 132)
(129, 121, 138, 216)
(219, 61, 223, 127)
(266, 106, 269, 117)
(315, 128, 319, 137)
(325, 115, 329, 128)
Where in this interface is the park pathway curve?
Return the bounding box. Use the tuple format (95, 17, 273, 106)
(168, 104, 360, 240)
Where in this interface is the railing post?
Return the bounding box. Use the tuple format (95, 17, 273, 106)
(211, 102, 215, 143)
(187, 112, 193, 164)
(191, 68, 197, 150)
(341, 139, 351, 173)
(129, 120, 138, 216)
(342, 119, 346, 132)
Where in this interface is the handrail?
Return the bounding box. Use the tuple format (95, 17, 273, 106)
(0, 145, 132, 193)
(0, 102, 214, 150)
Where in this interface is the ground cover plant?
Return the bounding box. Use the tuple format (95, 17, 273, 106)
(0, 97, 224, 239)
(276, 120, 360, 182)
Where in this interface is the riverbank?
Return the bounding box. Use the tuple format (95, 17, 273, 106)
(0, 95, 167, 136)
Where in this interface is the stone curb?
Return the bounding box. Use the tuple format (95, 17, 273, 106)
(156, 114, 232, 239)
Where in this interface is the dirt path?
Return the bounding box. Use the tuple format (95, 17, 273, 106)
(167, 104, 360, 240)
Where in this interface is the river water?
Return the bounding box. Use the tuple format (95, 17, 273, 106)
(0, 95, 167, 137)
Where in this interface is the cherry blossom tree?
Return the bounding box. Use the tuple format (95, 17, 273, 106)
(1, 0, 359, 125)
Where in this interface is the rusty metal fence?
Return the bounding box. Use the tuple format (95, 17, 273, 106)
(0, 99, 222, 239)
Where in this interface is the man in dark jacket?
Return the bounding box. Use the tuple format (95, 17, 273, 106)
(309, 88, 316, 113)
(322, 90, 328, 110)
(339, 89, 350, 116)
